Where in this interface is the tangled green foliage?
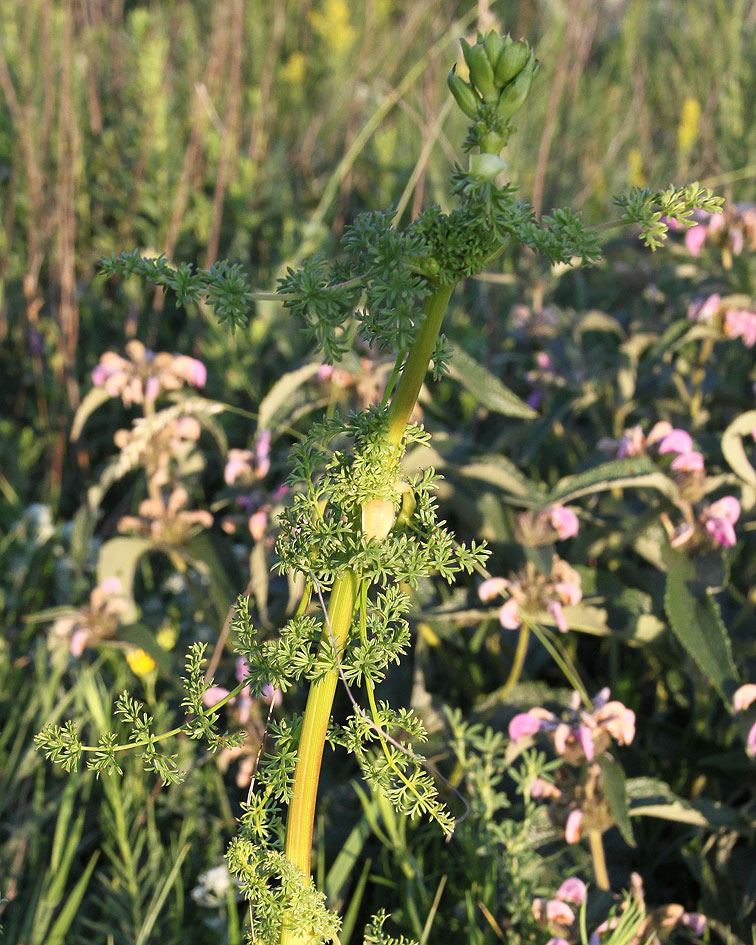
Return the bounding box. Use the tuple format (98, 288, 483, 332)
(39, 26, 728, 944)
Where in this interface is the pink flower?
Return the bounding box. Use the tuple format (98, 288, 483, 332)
(708, 496, 741, 524)
(657, 429, 693, 455)
(255, 429, 272, 478)
(704, 516, 737, 548)
(530, 777, 561, 799)
(70, 628, 89, 658)
(549, 505, 579, 539)
(594, 701, 636, 745)
(262, 683, 282, 707)
(670, 451, 704, 472)
(748, 720, 756, 755)
(548, 599, 569, 633)
(553, 722, 571, 756)
(202, 685, 231, 708)
(685, 224, 708, 256)
(478, 577, 508, 601)
(646, 420, 673, 445)
(224, 449, 255, 485)
(235, 657, 249, 683)
(617, 425, 645, 459)
(554, 580, 582, 607)
(249, 510, 268, 541)
(565, 809, 583, 844)
(577, 722, 595, 760)
(536, 351, 554, 371)
(687, 293, 721, 323)
(734, 683, 756, 712)
(172, 355, 207, 388)
(499, 597, 522, 630)
(509, 712, 543, 741)
(724, 309, 756, 347)
(555, 877, 587, 905)
(546, 900, 575, 926)
(546, 939, 571, 945)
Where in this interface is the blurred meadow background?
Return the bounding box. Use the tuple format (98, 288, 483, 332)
(2, 0, 756, 943)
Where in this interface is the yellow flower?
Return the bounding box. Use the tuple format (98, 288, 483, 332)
(280, 51, 306, 85)
(156, 624, 178, 651)
(309, 0, 356, 56)
(677, 96, 701, 153)
(627, 147, 646, 188)
(127, 648, 156, 677)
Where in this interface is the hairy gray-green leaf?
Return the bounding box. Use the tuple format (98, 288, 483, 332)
(546, 456, 678, 505)
(257, 361, 322, 434)
(662, 544, 737, 699)
(97, 536, 152, 623)
(598, 755, 635, 847)
(448, 342, 537, 419)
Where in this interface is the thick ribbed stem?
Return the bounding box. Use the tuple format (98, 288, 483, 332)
(280, 570, 358, 945)
(279, 283, 455, 944)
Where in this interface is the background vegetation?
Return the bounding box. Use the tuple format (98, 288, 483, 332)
(2, 1, 756, 943)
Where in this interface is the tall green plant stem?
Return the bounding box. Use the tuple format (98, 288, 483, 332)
(280, 283, 455, 945)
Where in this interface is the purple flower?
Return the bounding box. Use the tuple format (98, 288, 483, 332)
(681, 913, 707, 936)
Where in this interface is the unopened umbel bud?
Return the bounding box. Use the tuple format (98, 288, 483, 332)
(496, 49, 537, 119)
(494, 38, 530, 87)
(483, 29, 505, 70)
(447, 66, 480, 119)
(461, 37, 498, 104)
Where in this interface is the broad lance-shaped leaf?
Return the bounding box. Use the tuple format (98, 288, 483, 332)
(722, 410, 756, 511)
(662, 544, 738, 699)
(546, 456, 678, 505)
(97, 536, 153, 623)
(598, 755, 635, 847)
(448, 342, 537, 419)
(626, 777, 744, 830)
(70, 385, 111, 441)
(256, 360, 322, 434)
(459, 454, 545, 502)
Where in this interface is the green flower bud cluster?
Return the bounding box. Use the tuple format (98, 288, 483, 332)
(447, 30, 539, 179)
